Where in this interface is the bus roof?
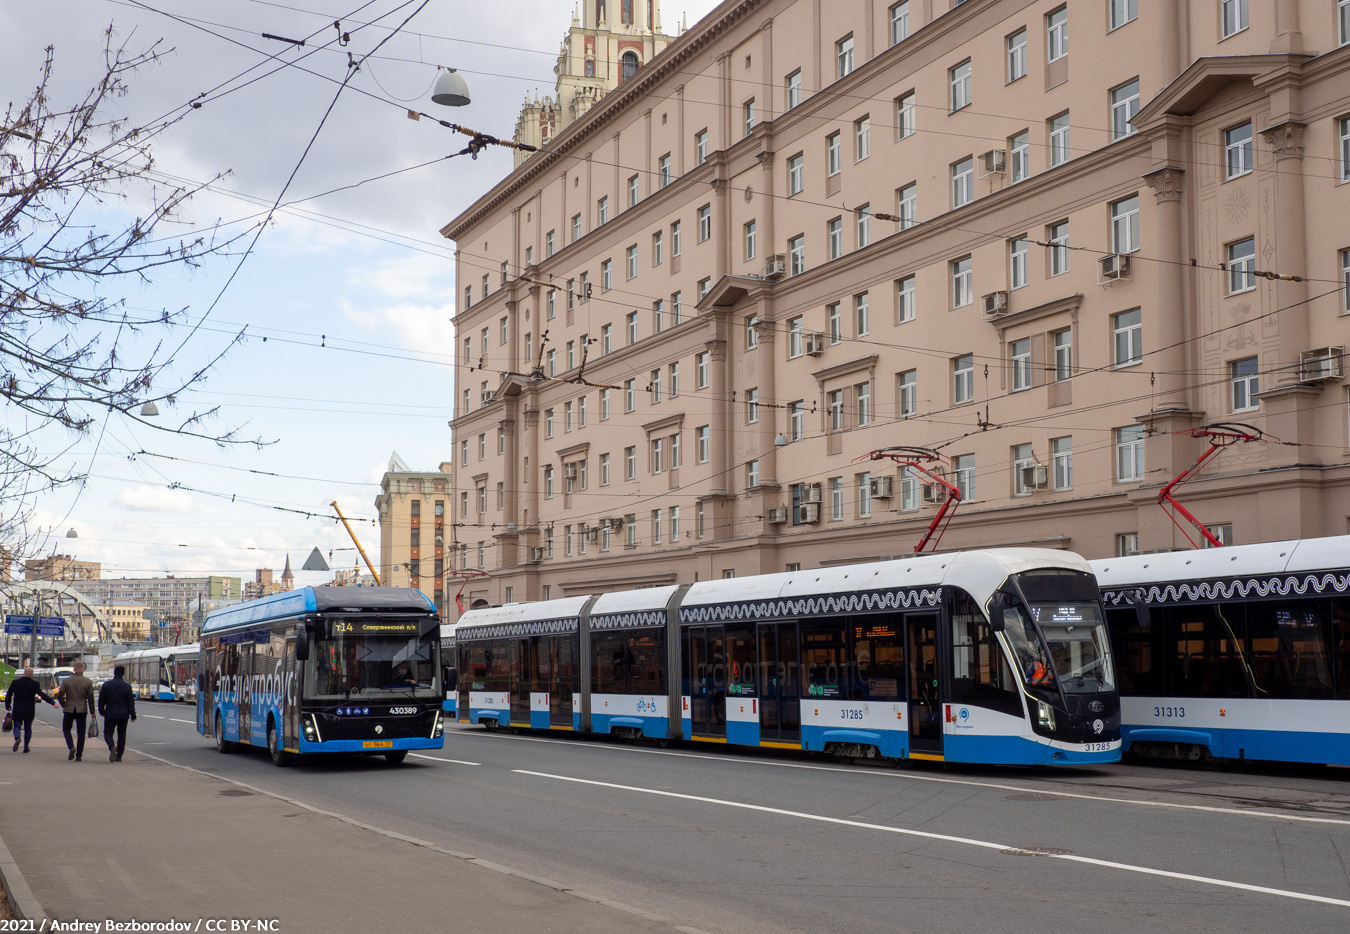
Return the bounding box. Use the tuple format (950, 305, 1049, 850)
(201, 586, 435, 636)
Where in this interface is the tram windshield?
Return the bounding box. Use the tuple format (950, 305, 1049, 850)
(1003, 603, 1115, 694)
(308, 625, 440, 700)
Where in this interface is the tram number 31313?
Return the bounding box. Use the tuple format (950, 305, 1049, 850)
(1153, 706, 1185, 718)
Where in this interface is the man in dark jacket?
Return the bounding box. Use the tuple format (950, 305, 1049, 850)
(5, 667, 58, 753)
(97, 665, 137, 763)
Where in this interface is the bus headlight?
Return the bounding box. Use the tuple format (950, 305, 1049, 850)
(431, 712, 443, 739)
(302, 713, 321, 743)
(1036, 701, 1056, 731)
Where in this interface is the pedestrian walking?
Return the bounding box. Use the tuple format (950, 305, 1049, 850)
(97, 664, 137, 763)
(4, 667, 58, 753)
(55, 661, 97, 761)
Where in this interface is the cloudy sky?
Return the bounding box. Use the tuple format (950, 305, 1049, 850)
(3, 0, 722, 586)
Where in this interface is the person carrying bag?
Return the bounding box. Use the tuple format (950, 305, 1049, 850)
(56, 662, 97, 762)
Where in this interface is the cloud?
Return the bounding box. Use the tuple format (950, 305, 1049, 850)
(115, 485, 196, 514)
(340, 297, 454, 350)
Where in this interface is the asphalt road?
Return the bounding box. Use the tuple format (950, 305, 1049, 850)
(76, 705, 1350, 933)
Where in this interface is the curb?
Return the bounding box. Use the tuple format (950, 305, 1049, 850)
(0, 826, 46, 923)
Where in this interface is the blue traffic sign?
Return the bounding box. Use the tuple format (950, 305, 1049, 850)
(35, 616, 65, 638)
(4, 615, 34, 635)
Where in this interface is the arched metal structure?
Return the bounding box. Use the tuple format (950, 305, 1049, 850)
(0, 580, 121, 654)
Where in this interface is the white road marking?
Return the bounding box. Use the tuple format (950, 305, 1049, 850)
(515, 769, 1350, 909)
(169, 718, 194, 724)
(409, 753, 480, 765)
(455, 730, 1350, 827)
(142, 715, 166, 719)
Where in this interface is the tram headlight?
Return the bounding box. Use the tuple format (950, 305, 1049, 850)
(1036, 701, 1056, 731)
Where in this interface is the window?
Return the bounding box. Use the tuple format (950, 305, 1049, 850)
(897, 183, 917, 230)
(826, 132, 841, 177)
(1049, 112, 1071, 166)
(601, 259, 612, 291)
(857, 472, 872, 518)
(1109, 0, 1137, 30)
(953, 354, 975, 404)
(951, 255, 973, 308)
(1342, 0, 1350, 47)
(1228, 238, 1256, 293)
(787, 153, 804, 195)
(1046, 6, 1067, 61)
(1113, 309, 1142, 366)
(1342, 248, 1350, 314)
(625, 514, 637, 546)
(856, 205, 871, 248)
(1111, 196, 1140, 254)
(855, 382, 871, 426)
(1011, 338, 1031, 391)
(789, 401, 805, 441)
(625, 446, 637, 480)
(746, 387, 759, 423)
(697, 204, 711, 242)
(747, 460, 760, 488)
(854, 116, 870, 161)
(854, 292, 870, 335)
(650, 368, 662, 404)
(500, 316, 509, 346)
(1115, 425, 1144, 481)
(478, 432, 487, 460)
(578, 395, 588, 428)
(628, 174, 640, 207)
(696, 351, 709, 388)
(696, 426, 710, 463)
(1053, 329, 1073, 381)
(788, 316, 805, 358)
(546, 230, 555, 256)
(651, 438, 664, 473)
(837, 35, 854, 78)
(652, 297, 663, 333)
(896, 275, 916, 324)
(952, 157, 974, 208)
(953, 454, 974, 500)
(670, 362, 681, 398)
(950, 61, 972, 112)
(1009, 237, 1029, 290)
(896, 92, 915, 140)
(697, 502, 706, 539)
(624, 245, 638, 281)
(600, 388, 611, 420)
(889, 2, 910, 46)
(670, 506, 680, 541)
(898, 369, 917, 416)
(544, 408, 555, 438)
(1221, 0, 1248, 38)
(482, 274, 490, 297)
(1047, 437, 1072, 491)
(827, 217, 843, 259)
(788, 235, 805, 275)
(744, 99, 756, 137)
(1013, 443, 1035, 495)
(744, 220, 757, 260)
(659, 153, 671, 188)
(1007, 29, 1027, 82)
(671, 220, 682, 256)
(695, 129, 708, 165)
(547, 348, 557, 377)
(544, 465, 554, 498)
(828, 302, 843, 343)
(785, 70, 802, 110)
(830, 477, 844, 520)
(572, 213, 582, 241)
(1225, 123, 1252, 179)
(1110, 80, 1140, 141)
(497, 428, 505, 454)
(746, 313, 759, 349)
(828, 389, 845, 431)
(566, 340, 576, 370)
(624, 378, 636, 412)
(1231, 357, 1259, 412)
(1049, 221, 1070, 276)
(597, 196, 609, 225)
(653, 230, 664, 266)
(1117, 532, 1140, 557)
(626, 311, 639, 344)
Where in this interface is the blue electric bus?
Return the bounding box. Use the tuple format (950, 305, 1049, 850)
(457, 548, 1121, 767)
(197, 587, 445, 765)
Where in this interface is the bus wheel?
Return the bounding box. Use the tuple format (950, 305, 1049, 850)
(384, 750, 408, 765)
(214, 713, 234, 754)
(267, 721, 292, 767)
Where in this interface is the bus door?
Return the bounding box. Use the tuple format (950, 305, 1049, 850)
(283, 636, 299, 752)
(686, 626, 727, 737)
(511, 639, 530, 725)
(757, 622, 801, 745)
(199, 644, 216, 734)
(907, 613, 943, 755)
(550, 635, 575, 727)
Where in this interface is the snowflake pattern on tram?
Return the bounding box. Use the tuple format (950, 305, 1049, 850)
(679, 587, 940, 624)
(457, 617, 579, 641)
(1101, 572, 1350, 606)
(591, 610, 667, 631)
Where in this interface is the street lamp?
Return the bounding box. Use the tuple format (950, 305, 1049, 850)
(139, 401, 159, 416)
(431, 68, 471, 108)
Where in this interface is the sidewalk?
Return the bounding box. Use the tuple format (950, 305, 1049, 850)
(0, 714, 699, 933)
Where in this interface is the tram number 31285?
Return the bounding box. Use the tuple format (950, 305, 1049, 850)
(1152, 706, 1185, 718)
(840, 709, 865, 721)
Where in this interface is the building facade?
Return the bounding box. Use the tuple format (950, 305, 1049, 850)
(23, 555, 101, 582)
(443, 0, 1350, 612)
(67, 576, 240, 630)
(96, 602, 153, 642)
(374, 453, 454, 617)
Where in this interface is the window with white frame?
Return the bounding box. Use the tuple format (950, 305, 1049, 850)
(828, 303, 842, 344)
(1010, 130, 1030, 183)
(855, 116, 871, 161)
(696, 502, 706, 539)
(653, 230, 664, 266)
(670, 432, 681, 468)
(830, 477, 844, 519)
(544, 465, 554, 497)
(1110, 79, 1140, 140)
(659, 153, 671, 188)
(828, 389, 845, 431)
(625, 514, 637, 546)
(854, 292, 870, 335)
(896, 275, 916, 324)
(1342, 248, 1350, 314)
(890, 2, 910, 46)
(1111, 195, 1139, 254)
(1113, 309, 1142, 366)
(788, 153, 804, 195)
(697, 204, 711, 242)
(670, 361, 681, 398)
(837, 35, 854, 77)
(953, 454, 975, 500)
(601, 259, 612, 291)
(786, 70, 802, 109)
(856, 205, 871, 248)
(789, 401, 805, 441)
(695, 129, 708, 165)
(696, 351, 710, 388)
(696, 425, 710, 463)
(1341, 0, 1350, 46)
(788, 234, 806, 275)
(1109, 0, 1137, 30)
(827, 217, 843, 259)
(651, 509, 663, 544)
(650, 368, 662, 404)
(671, 220, 682, 256)
(899, 465, 920, 511)
(1046, 6, 1067, 61)
(545, 409, 555, 438)
(747, 460, 760, 488)
(1011, 338, 1032, 391)
(670, 506, 680, 540)
(952, 255, 973, 308)
(547, 349, 557, 377)
(598, 196, 609, 225)
(1115, 425, 1144, 481)
(652, 298, 663, 332)
(896, 92, 915, 139)
(626, 245, 638, 279)
(788, 316, 804, 358)
(857, 472, 872, 517)
(599, 452, 611, 486)
(1225, 123, 1252, 179)
(1228, 238, 1256, 293)
(746, 313, 759, 349)
(1051, 437, 1073, 490)
(626, 311, 638, 345)
(628, 174, 640, 207)
(1221, 0, 1248, 38)
(1049, 221, 1070, 276)
(1010, 236, 1029, 289)
(1117, 532, 1140, 556)
(572, 213, 582, 241)
(546, 230, 555, 256)
(744, 98, 756, 137)
(898, 369, 917, 416)
(1007, 29, 1027, 82)
(953, 354, 975, 404)
(625, 446, 637, 480)
(1050, 112, 1071, 166)
(744, 220, 757, 260)
(950, 61, 972, 112)
(855, 382, 871, 426)
(578, 395, 588, 427)
(1231, 357, 1259, 412)
(624, 378, 636, 412)
(600, 388, 611, 420)
(952, 157, 974, 208)
(746, 387, 759, 423)
(826, 131, 841, 176)
(1053, 328, 1072, 381)
(1013, 442, 1035, 495)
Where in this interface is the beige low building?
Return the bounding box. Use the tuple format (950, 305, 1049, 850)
(98, 602, 152, 642)
(440, 0, 1350, 612)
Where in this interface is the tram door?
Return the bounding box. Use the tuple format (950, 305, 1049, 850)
(685, 626, 727, 737)
(907, 613, 943, 754)
(549, 635, 575, 727)
(511, 639, 530, 725)
(757, 622, 801, 744)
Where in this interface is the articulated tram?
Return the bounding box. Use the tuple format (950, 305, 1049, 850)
(457, 548, 1121, 767)
(113, 645, 200, 701)
(1094, 535, 1350, 767)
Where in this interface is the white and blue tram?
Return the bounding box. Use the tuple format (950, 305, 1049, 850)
(114, 644, 200, 701)
(439, 623, 458, 717)
(457, 549, 1122, 767)
(1093, 535, 1350, 766)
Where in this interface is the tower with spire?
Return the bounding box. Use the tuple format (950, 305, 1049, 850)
(513, 1, 677, 167)
(280, 554, 294, 592)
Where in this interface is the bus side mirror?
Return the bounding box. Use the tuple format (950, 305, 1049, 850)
(444, 668, 458, 692)
(296, 625, 310, 662)
(987, 593, 1006, 632)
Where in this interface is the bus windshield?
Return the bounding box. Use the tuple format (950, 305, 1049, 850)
(1029, 603, 1115, 694)
(309, 630, 440, 700)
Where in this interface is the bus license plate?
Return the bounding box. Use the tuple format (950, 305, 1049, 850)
(362, 740, 394, 749)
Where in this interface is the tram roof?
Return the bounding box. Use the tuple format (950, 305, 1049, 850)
(589, 586, 680, 615)
(113, 643, 200, 662)
(1090, 535, 1350, 588)
(457, 594, 592, 628)
(202, 586, 435, 635)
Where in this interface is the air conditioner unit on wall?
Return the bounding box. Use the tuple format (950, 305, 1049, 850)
(1099, 253, 1131, 283)
(921, 484, 945, 505)
(530, 546, 545, 562)
(980, 149, 1006, 174)
(767, 506, 789, 524)
(797, 503, 821, 524)
(804, 333, 825, 356)
(583, 527, 599, 543)
(764, 254, 787, 279)
(869, 475, 894, 499)
(982, 291, 1009, 319)
(564, 464, 579, 481)
(1299, 346, 1344, 383)
(802, 483, 822, 504)
(1019, 464, 1049, 490)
